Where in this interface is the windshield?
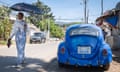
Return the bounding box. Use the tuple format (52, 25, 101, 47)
(34, 33, 42, 36)
(70, 27, 99, 36)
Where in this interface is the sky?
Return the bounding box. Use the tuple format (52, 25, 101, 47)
(0, 0, 120, 23)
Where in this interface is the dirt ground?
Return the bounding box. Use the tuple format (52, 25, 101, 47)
(0, 41, 120, 72)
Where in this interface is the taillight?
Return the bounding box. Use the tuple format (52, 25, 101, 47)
(102, 49, 107, 56)
(60, 47, 65, 54)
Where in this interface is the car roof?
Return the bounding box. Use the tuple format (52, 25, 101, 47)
(65, 24, 104, 39)
(66, 24, 101, 31)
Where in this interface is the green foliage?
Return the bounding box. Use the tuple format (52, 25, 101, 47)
(50, 20, 64, 39)
(63, 22, 81, 27)
(0, 40, 6, 45)
(28, 0, 53, 29)
(28, 0, 64, 39)
(0, 17, 12, 40)
(0, 6, 12, 41)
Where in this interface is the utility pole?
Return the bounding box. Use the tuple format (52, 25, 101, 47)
(83, 0, 88, 23)
(101, 0, 103, 15)
(86, 9, 89, 23)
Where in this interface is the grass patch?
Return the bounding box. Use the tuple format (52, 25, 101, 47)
(0, 40, 7, 45)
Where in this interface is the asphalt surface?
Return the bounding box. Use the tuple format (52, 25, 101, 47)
(0, 41, 120, 72)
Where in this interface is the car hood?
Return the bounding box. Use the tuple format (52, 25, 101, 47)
(31, 35, 41, 39)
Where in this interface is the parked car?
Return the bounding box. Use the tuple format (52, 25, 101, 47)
(30, 32, 46, 44)
(57, 24, 112, 70)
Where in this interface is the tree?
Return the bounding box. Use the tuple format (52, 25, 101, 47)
(0, 5, 12, 40)
(50, 19, 64, 39)
(28, 0, 64, 39)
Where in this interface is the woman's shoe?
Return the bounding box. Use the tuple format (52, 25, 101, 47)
(15, 64, 23, 68)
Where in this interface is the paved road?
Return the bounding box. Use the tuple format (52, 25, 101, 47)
(0, 41, 120, 72)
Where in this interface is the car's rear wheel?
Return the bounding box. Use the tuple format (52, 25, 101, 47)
(58, 62, 65, 68)
(103, 64, 110, 70)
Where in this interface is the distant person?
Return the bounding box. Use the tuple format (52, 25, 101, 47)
(7, 12, 28, 68)
(102, 22, 111, 41)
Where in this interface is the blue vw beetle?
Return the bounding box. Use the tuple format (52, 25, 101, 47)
(57, 24, 112, 70)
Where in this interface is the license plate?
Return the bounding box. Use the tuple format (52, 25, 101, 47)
(78, 46, 91, 54)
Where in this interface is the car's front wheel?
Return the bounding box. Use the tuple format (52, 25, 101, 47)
(103, 64, 110, 70)
(42, 38, 46, 43)
(39, 40, 42, 44)
(30, 40, 33, 44)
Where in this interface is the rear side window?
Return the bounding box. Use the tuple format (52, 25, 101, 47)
(70, 27, 99, 37)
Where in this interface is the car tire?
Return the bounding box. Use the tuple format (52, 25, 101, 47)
(39, 40, 42, 44)
(58, 62, 64, 68)
(42, 39, 46, 43)
(30, 40, 32, 44)
(103, 64, 110, 70)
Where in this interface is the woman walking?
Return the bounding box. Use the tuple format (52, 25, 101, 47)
(7, 12, 28, 67)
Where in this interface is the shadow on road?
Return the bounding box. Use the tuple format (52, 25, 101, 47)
(0, 56, 105, 72)
(47, 58, 105, 72)
(112, 49, 120, 63)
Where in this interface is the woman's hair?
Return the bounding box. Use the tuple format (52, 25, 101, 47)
(18, 12, 24, 17)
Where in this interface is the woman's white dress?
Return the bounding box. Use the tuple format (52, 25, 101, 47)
(10, 19, 27, 64)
